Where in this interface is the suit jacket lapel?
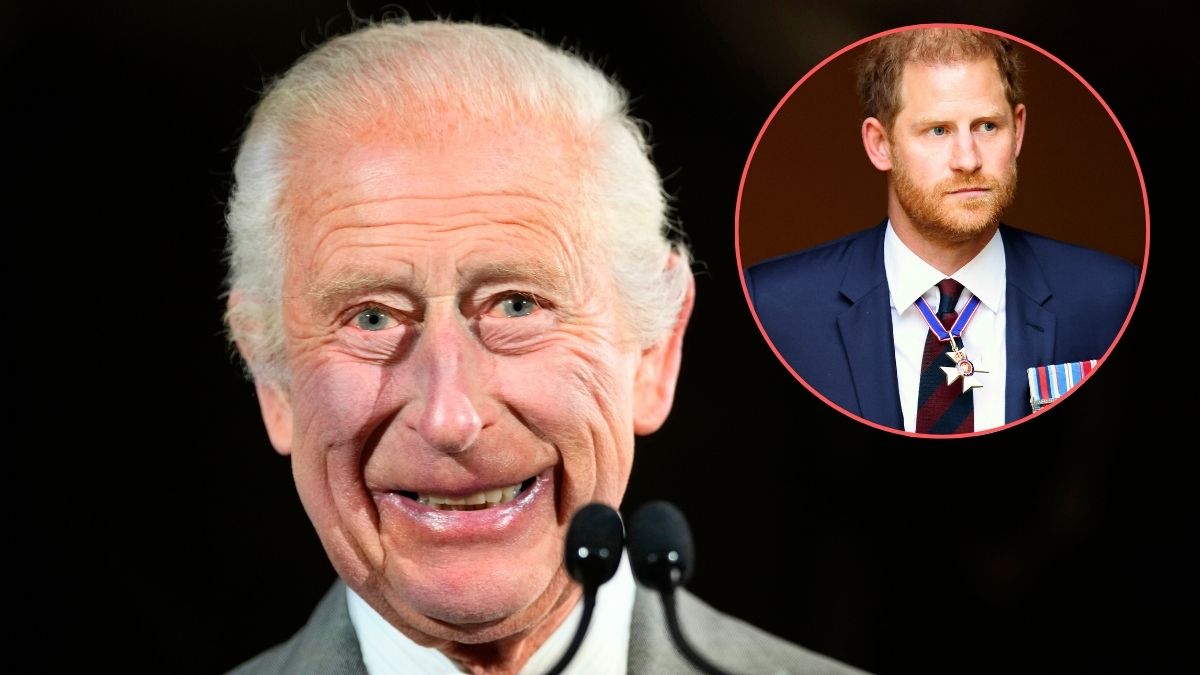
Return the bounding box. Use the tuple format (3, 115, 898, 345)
(1001, 226, 1056, 423)
(836, 223, 903, 429)
(229, 581, 368, 675)
(627, 587, 673, 673)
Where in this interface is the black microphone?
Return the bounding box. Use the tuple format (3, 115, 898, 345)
(543, 502, 625, 675)
(628, 501, 732, 675)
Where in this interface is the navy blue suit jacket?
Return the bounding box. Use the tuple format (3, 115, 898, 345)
(745, 223, 1139, 429)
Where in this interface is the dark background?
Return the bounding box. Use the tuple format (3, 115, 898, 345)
(16, 1, 1185, 672)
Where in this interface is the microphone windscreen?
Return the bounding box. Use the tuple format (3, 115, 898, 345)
(565, 502, 625, 588)
(627, 500, 694, 589)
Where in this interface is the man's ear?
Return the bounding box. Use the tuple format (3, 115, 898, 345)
(862, 117, 893, 171)
(255, 381, 294, 456)
(1012, 103, 1027, 158)
(228, 289, 294, 456)
(632, 264, 695, 435)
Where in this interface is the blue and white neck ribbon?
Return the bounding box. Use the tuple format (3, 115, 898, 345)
(914, 293, 982, 346)
(914, 292, 986, 392)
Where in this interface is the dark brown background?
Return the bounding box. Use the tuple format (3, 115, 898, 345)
(739, 40, 1146, 268)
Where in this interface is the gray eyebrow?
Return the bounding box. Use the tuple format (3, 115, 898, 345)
(461, 261, 572, 295)
(306, 270, 416, 317)
(305, 260, 573, 317)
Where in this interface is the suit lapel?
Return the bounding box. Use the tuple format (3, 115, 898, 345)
(627, 587, 672, 673)
(1001, 227, 1056, 423)
(232, 581, 368, 675)
(836, 224, 903, 429)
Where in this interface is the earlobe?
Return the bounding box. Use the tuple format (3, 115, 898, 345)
(862, 117, 893, 171)
(255, 381, 295, 456)
(632, 267, 695, 435)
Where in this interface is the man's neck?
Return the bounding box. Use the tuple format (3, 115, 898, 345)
(888, 213, 998, 276)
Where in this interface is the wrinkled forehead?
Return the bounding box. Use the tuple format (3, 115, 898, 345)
(271, 120, 616, 308)
(280, 120, 602, 250)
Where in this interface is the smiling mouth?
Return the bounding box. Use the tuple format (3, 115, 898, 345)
(396, 477, 538, 511)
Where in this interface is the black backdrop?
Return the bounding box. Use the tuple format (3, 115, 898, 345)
(20, 1, 1186, 672)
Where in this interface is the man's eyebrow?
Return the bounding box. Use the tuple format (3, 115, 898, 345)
(462, 261, 572, 295)
(912, 110, 1009, 127)
(306, 270, 414, 316)
(305, 261, 574, 315)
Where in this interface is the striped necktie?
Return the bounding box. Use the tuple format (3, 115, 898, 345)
(916, 279, 974, 434)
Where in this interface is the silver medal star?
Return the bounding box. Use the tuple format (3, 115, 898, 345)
(941, 350, 987, 393)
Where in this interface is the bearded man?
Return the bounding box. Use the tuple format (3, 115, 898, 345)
(745, 27, 1138, 434)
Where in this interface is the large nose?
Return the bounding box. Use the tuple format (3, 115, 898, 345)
(949, 132, 983, 174)
(402, 306, 485, 454)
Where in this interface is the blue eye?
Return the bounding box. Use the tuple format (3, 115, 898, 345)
(979, 122, 997, 132)
(355, 308, 395, 331)
(497, 294, 538, 318)
(931, 126, 947, 136)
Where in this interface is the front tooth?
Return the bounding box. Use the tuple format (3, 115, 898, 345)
(417, 482, 524, 507)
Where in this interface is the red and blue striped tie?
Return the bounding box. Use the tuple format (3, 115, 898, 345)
(916, 279, 974, 434)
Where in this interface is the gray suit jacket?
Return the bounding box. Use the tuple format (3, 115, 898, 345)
(230, 582, 867, 674)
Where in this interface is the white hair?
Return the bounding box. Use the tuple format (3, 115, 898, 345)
(225, 20, 692, 384)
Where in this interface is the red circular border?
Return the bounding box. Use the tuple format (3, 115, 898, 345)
(733, 22, 1150, 440)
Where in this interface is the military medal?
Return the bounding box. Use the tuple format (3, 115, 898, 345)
(915, 293, 987, 394)
(941, 335, 986, 392)
(1027, 359, 1098, 412)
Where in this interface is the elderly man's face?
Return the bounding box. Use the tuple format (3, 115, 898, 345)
(886, 57, 1026, 242)
(250, 124, 688, 646)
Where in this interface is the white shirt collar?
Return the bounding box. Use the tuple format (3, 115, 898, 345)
(347, 555, 637, 675)
(884, 221, 1005, 312)
(951, 230, 1005, 312)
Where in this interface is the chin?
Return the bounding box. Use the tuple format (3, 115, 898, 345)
(918, 202, 1002, 243)
(940, 218, 997, 242)
(373, 540, 570, 641)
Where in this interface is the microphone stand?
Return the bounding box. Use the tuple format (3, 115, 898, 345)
(543, 590, 597, 675)
(629, 500, 733, 675)
(658, 586, 730, 675)
(543, 502, 625, 675)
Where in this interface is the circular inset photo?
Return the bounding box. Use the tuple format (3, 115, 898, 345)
(736, 24, 1147, 438)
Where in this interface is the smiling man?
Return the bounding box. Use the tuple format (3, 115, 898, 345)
(224, 20, 864, 675)
(746, 26, 1138, 434)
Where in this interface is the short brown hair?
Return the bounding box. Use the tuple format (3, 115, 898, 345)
(857, 27, 1023, 131)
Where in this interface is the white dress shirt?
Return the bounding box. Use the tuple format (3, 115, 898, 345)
(884, 222, 1007, 432)
(347, 554, 637, 675)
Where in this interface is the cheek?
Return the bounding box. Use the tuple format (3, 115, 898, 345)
(496, 343, 638, 503)
(287, 355, 395, 526)
(291, 355, 391, 451)
(282, 356, 399, 583)
(897, 149, 934, 183)
(995, 144, 1020, 175)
